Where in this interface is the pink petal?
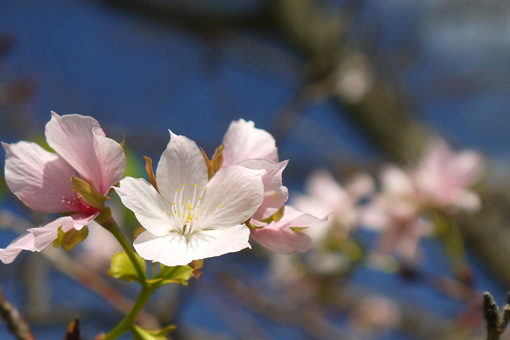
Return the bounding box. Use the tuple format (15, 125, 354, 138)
(222, 119, 279, 166)
(3, 141, 76, 213)
(45, 112, 103, 189)
(29, 214, 97, 251)
(93, 129, 126, 194)
(197, 165, 265, 230)
(250, 206, 324, 254)
(0, 232, 35, 264)
(240, 159, 289, 221)
(0, 213, 96, 264)
(155, 131, 208, 204)
(251, 227, 311, 254)
(45, 112, 124, 195)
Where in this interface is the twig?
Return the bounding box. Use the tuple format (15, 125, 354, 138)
(484, 291, 510, 340)
(0, 285, 35, 340)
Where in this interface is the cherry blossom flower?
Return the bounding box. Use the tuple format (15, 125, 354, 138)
(115, 131, 265, 266)
(222, 119, 288, 221)
(414, 138, 483, 212)
(0, 112, 126, 264)
(294, 170, 374, 243)
(360, 166, 431, 263)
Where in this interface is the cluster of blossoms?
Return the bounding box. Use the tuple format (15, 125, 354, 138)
(0, 113, 323, 266)
(281, 138, 483, 273)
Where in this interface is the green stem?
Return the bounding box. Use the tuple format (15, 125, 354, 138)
(102, 285, 155, 340)
(100, 217, 148, 285)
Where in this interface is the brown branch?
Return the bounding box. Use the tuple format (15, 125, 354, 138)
(0, 285, 35, 340)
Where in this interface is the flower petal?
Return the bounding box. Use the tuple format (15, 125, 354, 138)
(191, 224, 251, 260)
(0, 214, 96, 264)
(250, 206, 324, 254)
(45, 112, 106, 193)
(29, 214, 97, 251)
(93, 129, 126, 194)
(133, 231, 195, 267)
(240, 159, 289, 221)
(115, 177, 173, 237)
(156, 131, 208, 203)
(0, 232, 35, 264)
(198, 165, 265, 229)
(3, 141, 76, 213)
(222, 119, 278, 166)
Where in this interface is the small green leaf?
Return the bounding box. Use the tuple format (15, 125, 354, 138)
(53, 226, 89, 251)
(132, 325, 176, 340)
(156, 264, 193, 286)
(109, 251, 146, 283)
(71, 176, 107, 208)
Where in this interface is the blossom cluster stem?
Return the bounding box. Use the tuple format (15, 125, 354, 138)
(100, 217, 148, 285)
(102, 285, 155, 340)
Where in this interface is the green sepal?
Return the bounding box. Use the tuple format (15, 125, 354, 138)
(71, 176, 107, 208)
(290, 226, 307, 232)
(132, 324, 176, 340)
(94, 206, 112, 224)
(260, 205, 285, 224)
(149, 264, 193, 287)
(109, 251, 147, 283)
(53, 225, 89, 251)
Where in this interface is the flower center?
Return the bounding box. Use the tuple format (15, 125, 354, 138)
(164, 183, 221, 240)
(61, 190, 100, 216)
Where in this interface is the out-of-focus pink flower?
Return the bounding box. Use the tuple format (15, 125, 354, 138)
(0, 112, 126, 264)
(414, 138, 483, 212)
(349, 295, 401, 335)
(115, 131, 265, 266)
(360, 138, 482, 262)
(294, 170, 374, 243)
(221, 119, 322, 254)
(250, 205, 325, 254)
(360, 166, 431, 263)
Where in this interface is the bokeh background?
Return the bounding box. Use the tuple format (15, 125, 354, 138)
(1, 0, 510, 339)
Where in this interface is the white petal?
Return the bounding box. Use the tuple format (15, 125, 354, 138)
(198, 165, 265, 229)
(191, 224, 251, 260)
(115, 177, 173, 237)
(222, 119, 279, 166)
(133, 231, 195, 266)
(156, 131, 208, 203)
(3, 141, 76, 213)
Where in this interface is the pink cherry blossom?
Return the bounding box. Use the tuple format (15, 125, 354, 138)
(222, 119, 288, 220)
(360, 166, 431, 263)
(294, 170, 374, 243)
(414, 138, 483, 212)
(115, 131, 265, 266)
(0, 112, 126, 264)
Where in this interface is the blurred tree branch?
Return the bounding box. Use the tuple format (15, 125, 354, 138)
(0, 285, 35, 340)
